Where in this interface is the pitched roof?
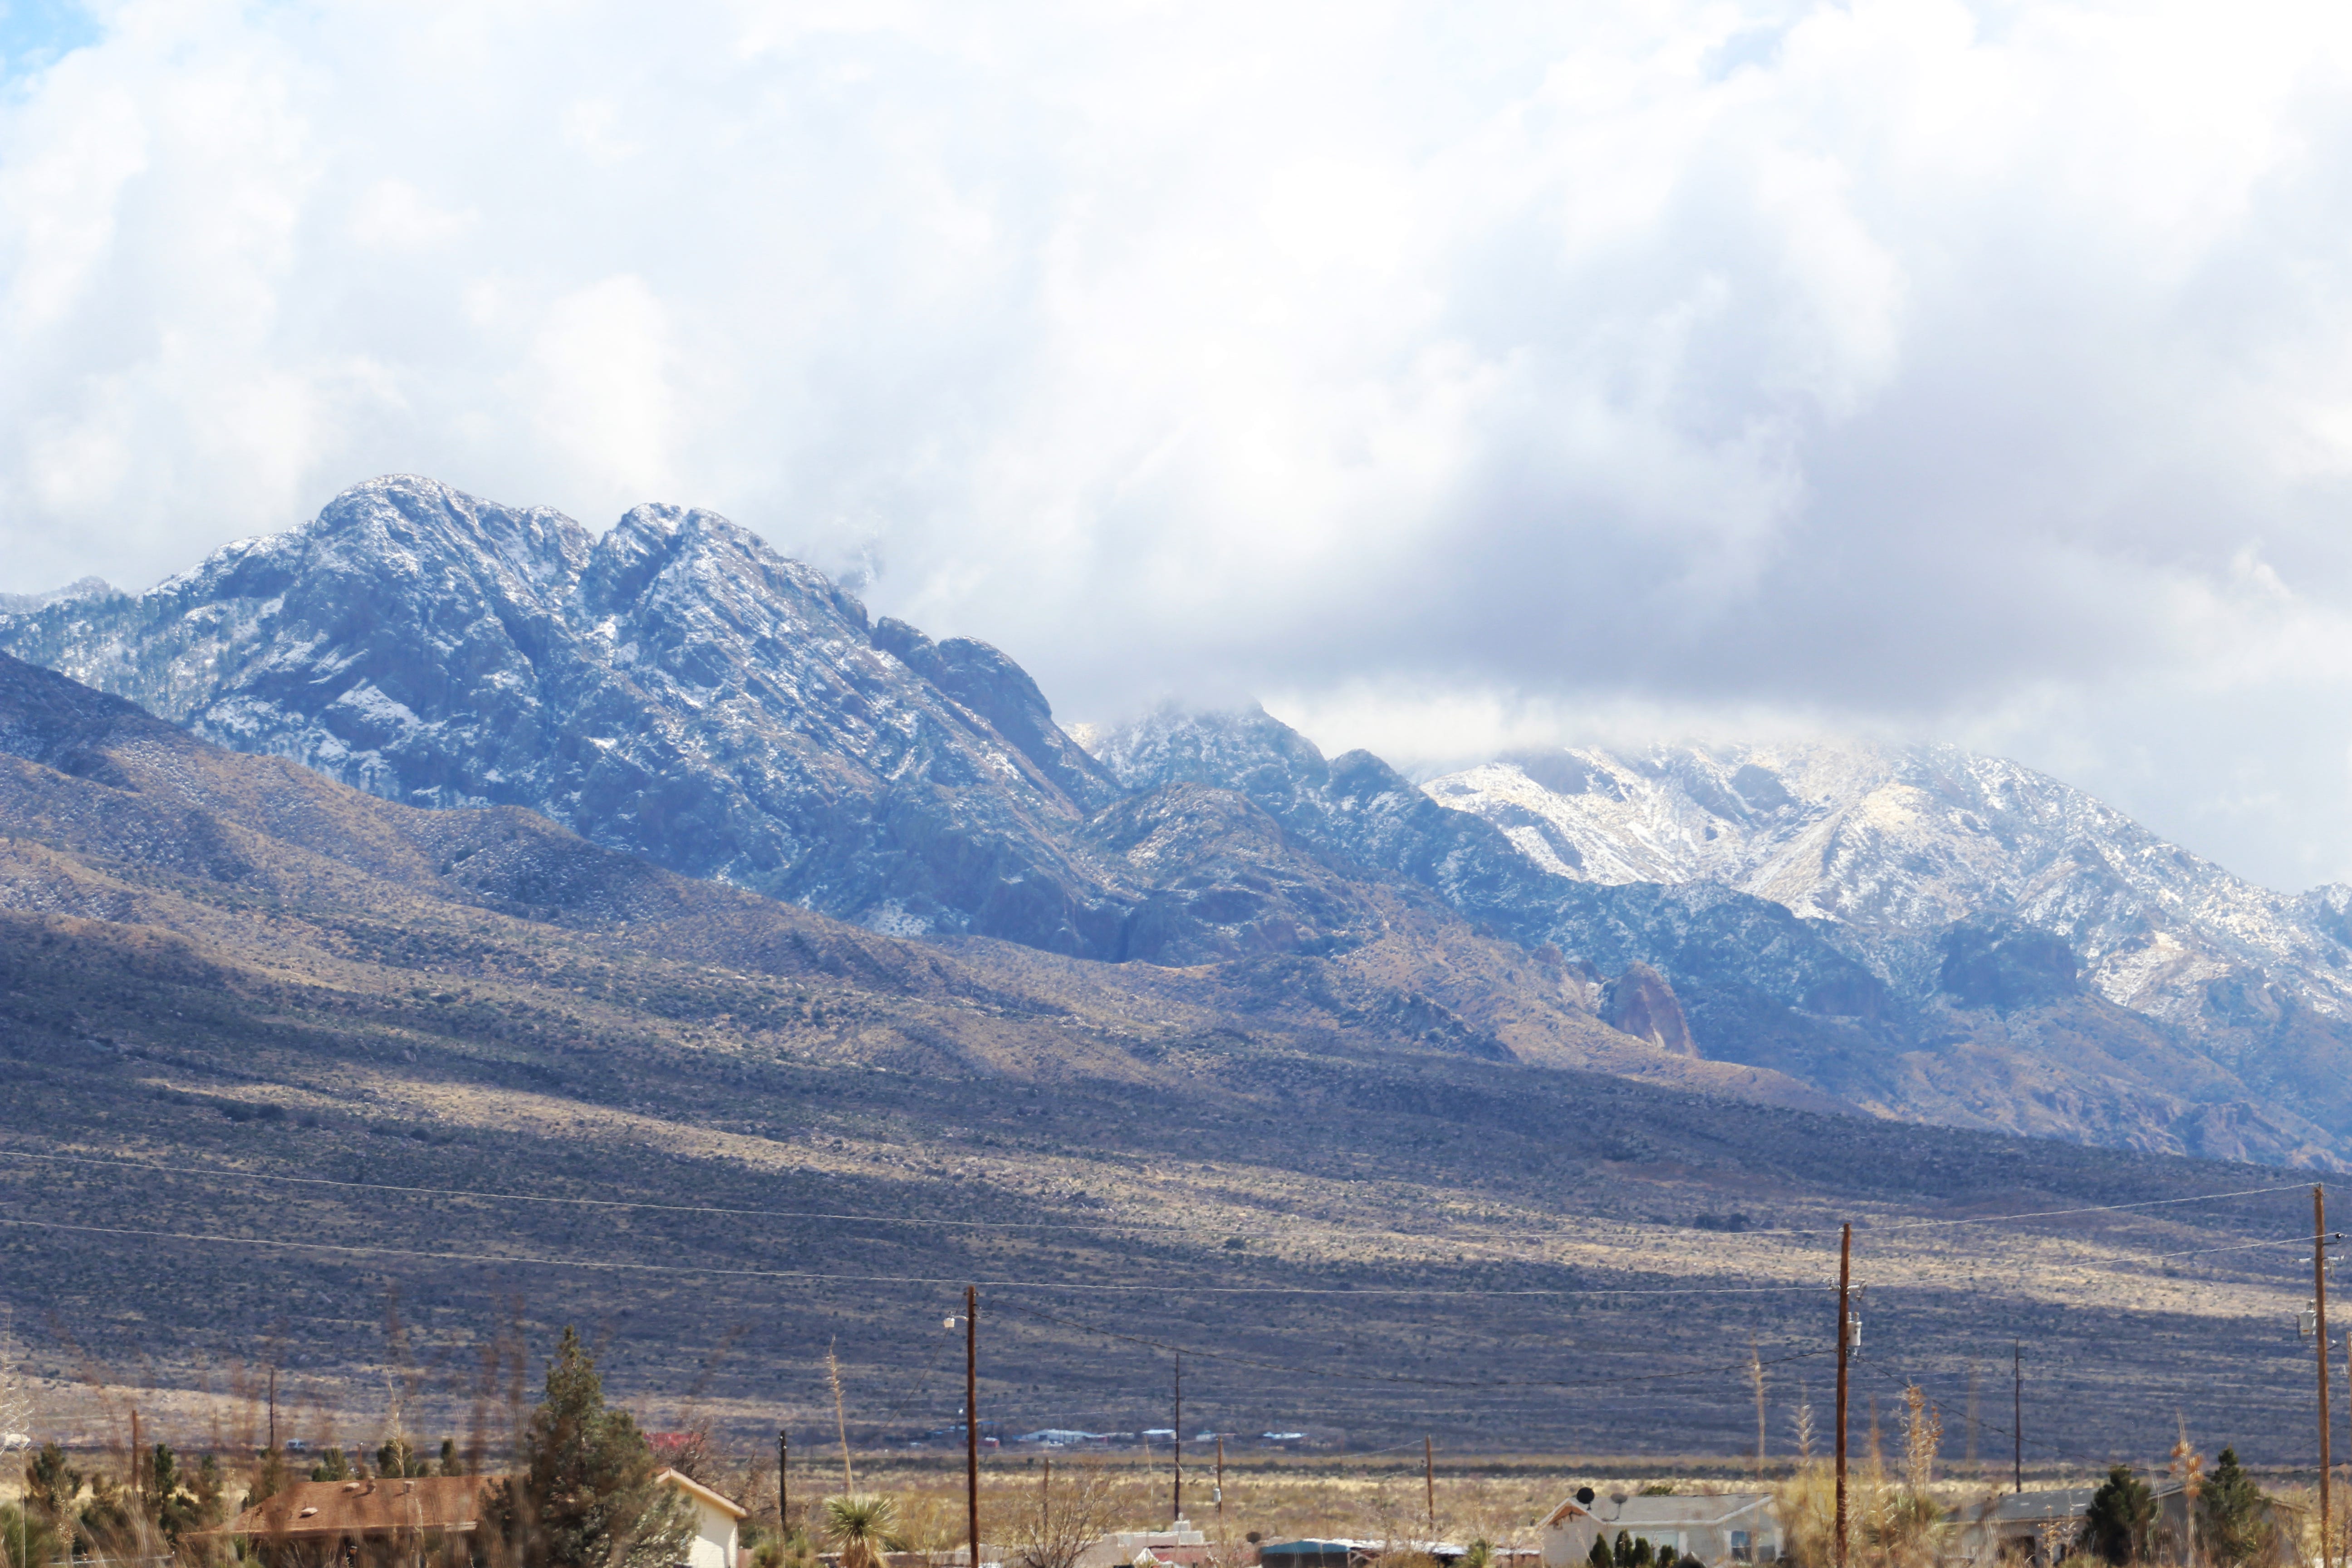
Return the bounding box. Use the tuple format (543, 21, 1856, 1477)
(215, 1476, 491, 1539)
(656, 1468, 750, 1521)
(1544, 1494, 1776, 1530)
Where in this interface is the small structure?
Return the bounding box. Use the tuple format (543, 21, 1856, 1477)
(1949, 1487, 2100, 1566)
(209, 1475, 490, 1566)
(1079, 1519, 1213, 1568)
(657, 1468, 750, 1568)
(1255, 1540, 1507, 1568)
(1950, 1482, 2301, 1568)
(1540, 1491, 1779, 1568)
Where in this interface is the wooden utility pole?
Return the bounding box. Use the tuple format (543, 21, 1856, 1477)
(2012, 1343, 2023, 1494)
(778, 1429, 789, 1539)
(1425, 1436, 1436, 1538)
(2319, 1187, 2332, 1568)
(1835, 1222, 1852, 1568)
(1215, 1436, 1225, 1540)
(268, 1368, 277, 1453)
(1172, 1354, 1184, 1524)
(967, 1286, 981, 1568)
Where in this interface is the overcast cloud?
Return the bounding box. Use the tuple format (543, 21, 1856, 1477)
(7, 0, 2352, 889)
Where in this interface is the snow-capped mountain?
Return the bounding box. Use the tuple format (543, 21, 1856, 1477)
(13, 475, 2352, 1165)
(0, 475, 1133, 953)
(1094, 710, 2352, 1166)
(1424, 742, 2352, 1033)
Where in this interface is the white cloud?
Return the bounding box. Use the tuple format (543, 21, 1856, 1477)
(8, 0, 2352, 887)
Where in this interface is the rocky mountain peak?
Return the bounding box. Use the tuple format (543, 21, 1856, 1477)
(0, 478, 1130, 953)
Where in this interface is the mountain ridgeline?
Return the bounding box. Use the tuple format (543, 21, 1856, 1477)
(8, 475, 2352, 1166)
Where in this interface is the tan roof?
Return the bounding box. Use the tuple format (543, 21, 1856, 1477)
(657, 1467, 750, 1520)
(216, 1476, 493, 1539)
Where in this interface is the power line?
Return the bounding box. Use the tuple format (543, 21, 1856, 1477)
(2149, 1234, 2339, 1262)
(991, 1298, 1837, 1392)
(0, 1147, 2306, 1250)
(0, 1148, 1278, 1237)
(1756, 1183, 2310, 1238)
(0, 1215, 1834, 1298)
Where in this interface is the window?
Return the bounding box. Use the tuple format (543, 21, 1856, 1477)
(1732, 1532, 1752, 1563)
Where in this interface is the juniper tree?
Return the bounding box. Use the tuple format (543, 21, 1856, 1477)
(2081, 1465, 2156, 1565)
(481, 1326, 691, 1568)
(2199, 1448, 2266, 1567)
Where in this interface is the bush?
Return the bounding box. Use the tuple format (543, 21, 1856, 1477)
(2081, 1465, 2156, 1566)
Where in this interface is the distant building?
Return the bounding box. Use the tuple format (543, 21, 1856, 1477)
(208, 1475, 489, 1566)
(1948, 1486, 2101, 1566)
(1539, 1490, 1779, 1568)
(1255, 1538, 1535, 1568)
(657, 1468, 751, 1568)
(207, 1469, 746, 1568)
(1079, 1517, 1212, 1568)
(1949, 1482, 2302, 1567)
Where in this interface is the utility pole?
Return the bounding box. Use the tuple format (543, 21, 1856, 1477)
(1215, 1436, 1225, 1542)
(268, 1368, 277, 1453)
(1835, 1222, 1852, 1568)
(2319, 1186, 2332, 1568)
(1172, 1354, 1184, 1525)
(2012, 1343, 2023, 1494)
(778, 1428, 789, 1539)
(967, 1286, 981, 1568)
(1425, 1436, 1436, 1539)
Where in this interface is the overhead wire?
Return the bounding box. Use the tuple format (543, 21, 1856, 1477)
(0, 1146, 2310, 1250)
(0, 1215, 1833, 1298)
(989, 1297, 1837, 1392)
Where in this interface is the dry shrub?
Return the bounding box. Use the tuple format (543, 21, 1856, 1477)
(1008, 1455, 1135, 1568)
(1774, 1463, 1838, 1568)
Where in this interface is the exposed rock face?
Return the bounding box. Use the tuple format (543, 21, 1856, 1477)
(1078, 783, 1394, 965)
(0, 477, 1133, 954)
(1602, 962, 1696, 1055)
(1938, 922, 2084, 1012)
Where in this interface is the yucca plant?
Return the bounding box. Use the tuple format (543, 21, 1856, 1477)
(825, 1492, 907, 1568)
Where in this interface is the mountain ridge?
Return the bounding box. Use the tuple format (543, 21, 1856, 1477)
(9, 476, 2352, 1166)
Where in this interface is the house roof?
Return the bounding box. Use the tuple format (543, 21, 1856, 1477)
(1543, 1494, 1775, 1530)
(1968, 1483, 2190, 1529)
(213, 1476, 491, 1539)
(657, 1467, 750, 1520)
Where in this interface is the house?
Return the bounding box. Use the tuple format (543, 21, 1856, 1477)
(209, 1469, 745, 1568)
(1077, 1517, 1213, 1568)
(657, 1468, 751, 1568)
(1950, 1482, 2302, 1567)
(1539, 1490, 1779, 1568)
(1949, 1487, 2100, 1566)
(1255, 1539, 1529, 1568)
(208, 1475, 490, 1567)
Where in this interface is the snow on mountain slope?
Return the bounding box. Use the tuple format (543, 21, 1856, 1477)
(0, 476, 1135, 953)
(1424, 742, 2352, 1030)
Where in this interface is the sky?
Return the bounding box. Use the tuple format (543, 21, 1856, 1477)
(7, 1, 2352, 891)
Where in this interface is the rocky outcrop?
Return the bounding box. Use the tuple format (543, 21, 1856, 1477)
(1602, 962, 1696, 1055)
